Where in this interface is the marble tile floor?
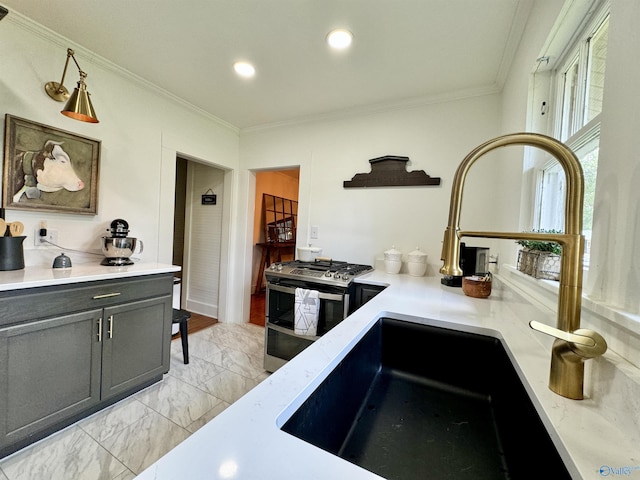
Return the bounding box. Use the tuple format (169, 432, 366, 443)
(0, 322, 269, 480)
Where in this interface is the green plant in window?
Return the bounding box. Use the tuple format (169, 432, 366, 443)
(515, 229, 562, 255)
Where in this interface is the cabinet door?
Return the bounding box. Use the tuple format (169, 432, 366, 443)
(0, 310, 102, 450)
(354, 284, 386, 311)
(101, 295, 171, 400)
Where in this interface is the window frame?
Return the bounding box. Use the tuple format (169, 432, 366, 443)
(532, 3, 609, 243)
(553, 6, 609, 142)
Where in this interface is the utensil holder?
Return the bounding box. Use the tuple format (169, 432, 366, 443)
(0, 236, 25, 271)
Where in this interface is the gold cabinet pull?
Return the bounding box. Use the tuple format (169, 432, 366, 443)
(107, 315, 114, 339)
(97, 318, 103, 342)
(92, 292, 121, 299)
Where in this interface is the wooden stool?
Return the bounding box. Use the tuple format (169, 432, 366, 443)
(172, 309, 191, 364)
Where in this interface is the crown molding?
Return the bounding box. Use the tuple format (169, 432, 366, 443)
(240, 84, 501, 135)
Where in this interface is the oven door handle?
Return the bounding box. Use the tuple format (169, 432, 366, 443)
(268, 283, 344, 302)
(266, 322, 321, 340)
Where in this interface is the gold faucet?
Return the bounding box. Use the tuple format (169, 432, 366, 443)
(440, 132, 607, 400)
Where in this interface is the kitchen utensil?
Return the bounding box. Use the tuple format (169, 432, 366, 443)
(297, 246, 322, 262)
(8, 221, 24, 237)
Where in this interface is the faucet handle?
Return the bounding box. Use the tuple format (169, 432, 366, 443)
(530, 320, 594, 346)
(529, 320, 607, 357)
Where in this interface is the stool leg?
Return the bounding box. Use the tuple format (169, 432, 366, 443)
(179, 321, 189, 364)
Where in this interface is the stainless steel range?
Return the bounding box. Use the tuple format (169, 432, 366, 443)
(264, 259, 373, 372)
(266, 259, 374, 286)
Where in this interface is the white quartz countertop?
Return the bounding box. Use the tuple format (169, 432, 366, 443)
(136, 271, 640, 480)
(0, 262, 180, 291)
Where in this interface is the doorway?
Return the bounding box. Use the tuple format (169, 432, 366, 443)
(173, 155, 225, 326)
(249, 168, 300, 326)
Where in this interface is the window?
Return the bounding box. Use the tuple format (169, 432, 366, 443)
(535, 6, 609, 264)
(559, 55, 580, 141)
(539, 124, 600, 262)
(585, 17, 609, 124)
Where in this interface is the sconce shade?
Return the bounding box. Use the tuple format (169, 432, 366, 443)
(62, 78, 99, 123)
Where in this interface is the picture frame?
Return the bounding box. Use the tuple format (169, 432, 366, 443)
(3, 114, 100, 215)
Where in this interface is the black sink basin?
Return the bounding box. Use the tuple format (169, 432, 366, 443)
(282, 317, 571, 479)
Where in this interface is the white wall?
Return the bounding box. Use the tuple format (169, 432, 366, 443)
(586, 0, 640, 313)
(237, 2, 566, 279)
(0, 12, 243, 322)
(240, 94, 504, 274)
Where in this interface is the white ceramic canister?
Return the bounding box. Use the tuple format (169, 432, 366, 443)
(407, 247, 428, 276)
(384, 246, 402, 274)
(297, 245, 322, 262)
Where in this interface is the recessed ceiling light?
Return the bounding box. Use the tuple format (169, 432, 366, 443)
(233, 61, 255, 78)
(327, 29, 353, 50)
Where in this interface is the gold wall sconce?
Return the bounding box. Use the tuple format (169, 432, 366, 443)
(45, 48, 99, 123)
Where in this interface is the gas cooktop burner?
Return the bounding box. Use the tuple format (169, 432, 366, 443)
(267, 259, 374, 286)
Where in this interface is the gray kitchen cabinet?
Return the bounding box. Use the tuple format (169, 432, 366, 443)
(0, 273, 173, 458)
(101, 297, 169, 400)
(0, 309, 103, 453)
(353, 283, 386, 311)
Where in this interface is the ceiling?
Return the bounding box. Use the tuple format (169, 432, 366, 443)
(1, 0, 532, 130)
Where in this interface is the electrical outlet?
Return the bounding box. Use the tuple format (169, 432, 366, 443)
(310, 225, 319, 239)
(34, 228, 59, 246)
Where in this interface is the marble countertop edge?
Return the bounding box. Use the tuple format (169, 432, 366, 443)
(0, 262, 180, 291)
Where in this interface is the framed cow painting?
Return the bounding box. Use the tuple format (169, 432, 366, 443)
(2, 114, 100, 215)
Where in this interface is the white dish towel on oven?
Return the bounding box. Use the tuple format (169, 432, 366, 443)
(294, 288, 320, 336)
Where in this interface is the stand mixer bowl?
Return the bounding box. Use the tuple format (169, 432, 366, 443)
(100, 236, 143, 265)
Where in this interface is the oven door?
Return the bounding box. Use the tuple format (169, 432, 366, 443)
(266, 283, 348, 334)
(264, 282, 349, 372)
(264, 324, 316, 372)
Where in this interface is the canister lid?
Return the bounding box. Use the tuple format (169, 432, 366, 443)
(408, 247, 427, 262)
(52, 253, 72, 269)
(384, 246, 402, 260)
